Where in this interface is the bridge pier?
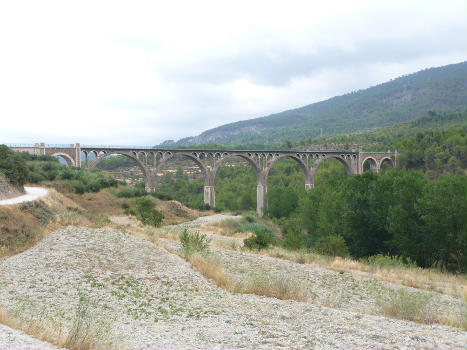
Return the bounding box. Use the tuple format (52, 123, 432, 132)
(204, 185, 215, 208)
(305, 183, 314, 191)
(256, 183, 267, 217)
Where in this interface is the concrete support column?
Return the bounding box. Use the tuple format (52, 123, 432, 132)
(204, 185, 215, 208)
(75, 143, 81, 168)
(256, 183, 267, 217)
(145, 169, 157, 193)
(305, 170, 314, 191)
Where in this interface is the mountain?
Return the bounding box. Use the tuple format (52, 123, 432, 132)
(169, 62, 466, 147)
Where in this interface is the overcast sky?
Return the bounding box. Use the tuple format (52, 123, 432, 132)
(1, 0, 465, 146)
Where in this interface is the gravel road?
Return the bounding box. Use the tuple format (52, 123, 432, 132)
(0, 186, 48, 205)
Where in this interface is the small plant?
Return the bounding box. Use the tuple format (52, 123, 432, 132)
(179, 229, 211, 256)
(63, 294, 113, 350)
(243, 227, 277, 250)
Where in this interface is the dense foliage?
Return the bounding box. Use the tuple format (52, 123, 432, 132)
(0, 145, 29, 186)
(292, 170, 466, 272)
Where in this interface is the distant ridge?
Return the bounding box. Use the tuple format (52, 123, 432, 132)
(167, 62, 466, 146)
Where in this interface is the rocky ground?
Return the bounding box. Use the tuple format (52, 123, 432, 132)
(0, 215, 466, 349)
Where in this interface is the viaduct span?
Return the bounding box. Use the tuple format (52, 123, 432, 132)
(9, 143, 397, 216)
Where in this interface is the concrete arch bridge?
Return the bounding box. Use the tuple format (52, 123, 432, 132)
(8, 143, 397, 216)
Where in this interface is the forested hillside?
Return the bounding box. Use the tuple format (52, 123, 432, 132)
(169, 62, 466, 146)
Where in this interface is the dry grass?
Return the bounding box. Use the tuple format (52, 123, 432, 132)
(376, 289, 467, 330)
(201, 218, 244, 237)
(330, 257, 467, 299)
(209, 237, 467, 300)
(233, 271, 312, 302)
(186, 253, 234, 290)
(0, 300, 114, 350)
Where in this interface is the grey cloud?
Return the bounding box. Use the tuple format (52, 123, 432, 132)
(161, 25, 466, 86)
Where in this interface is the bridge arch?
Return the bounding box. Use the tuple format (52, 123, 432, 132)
(362, 156, 378, 173)
(311, 155, 353, 180)
(210, 154, 261, 211)
(88, 151, 154, 191)
(212, 153, 261, 182)
(379, 157, 394, 171)
(264, 154, 311, 185)
(51, 152, 75, 167)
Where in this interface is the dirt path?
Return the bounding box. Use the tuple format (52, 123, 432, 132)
(0, 187, 48, 206)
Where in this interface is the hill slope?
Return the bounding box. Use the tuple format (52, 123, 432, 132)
(172, 62, 466, 146)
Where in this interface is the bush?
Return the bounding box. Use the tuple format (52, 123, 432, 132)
(363, 254, 417, 269)
(117, 186, 147, 198)
(244, 213, 257, 223)
(235, 222, 273, 234)
(314, 234, 349, 257)
(243, 227, 277, 250)
(134, 197, 163, 227)
(150, 192, 174, 201)
(179, 229, 211, 256)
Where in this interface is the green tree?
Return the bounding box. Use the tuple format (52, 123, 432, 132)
(0, 145, 29, 186)
(268, 187, 298, 218)
(134, 197, 163, 227)
(416, 175, 466, 272)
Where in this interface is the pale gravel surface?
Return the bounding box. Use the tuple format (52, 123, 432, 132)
(0, 323, 60, 350)
(0, 186, 48, 205)
(0, 215, 466, 349)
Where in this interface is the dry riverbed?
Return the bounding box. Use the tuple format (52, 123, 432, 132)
(0, 215, 465, 349)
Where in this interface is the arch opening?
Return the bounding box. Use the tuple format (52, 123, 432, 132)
(51, 153, 75, 167)
(265, 157, 305, 218)
(92, 153, 149, 187)
(154, 153, 207, 208)
(380, 157, 394, 172)
(362, 157, 378, 173)
(80, 151, 88, 167)
(313, 157, 348, 187)
(213, 155, 257, 212)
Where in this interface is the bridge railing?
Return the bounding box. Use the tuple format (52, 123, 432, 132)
(81, 145, 155, 149)
(3, 143, 36, 147)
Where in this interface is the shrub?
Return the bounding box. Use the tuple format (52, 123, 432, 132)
(179, 229, 210, 256)
(314, 234, 349, 257)
(117, 186, 147, 198)
(244, 213, 257, 223)
(235, 222, 273, 234)
(243, 227, 277, 250)
(134, 197, 163, 227)
(150, 192, 173, 201)
(363, 254, 417, 269)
